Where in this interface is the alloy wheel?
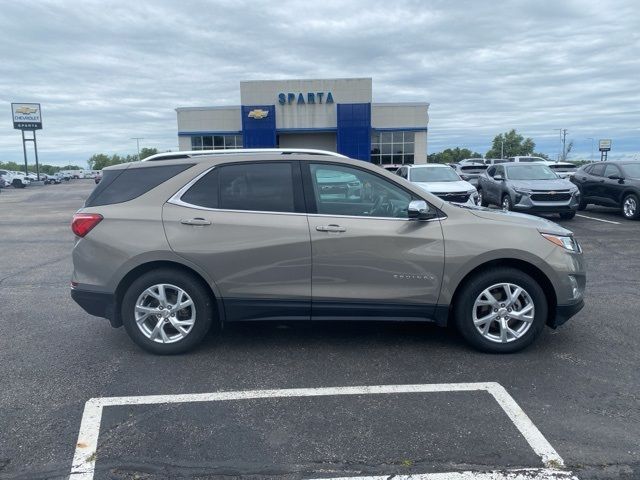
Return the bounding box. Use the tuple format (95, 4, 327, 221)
(134, 284, 196, 343)
(502, 196, 511, 211)
(623, 197, 637, 218)
(472, 282, 535, 343)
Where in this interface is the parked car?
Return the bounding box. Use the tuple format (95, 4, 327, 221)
(571, 161, 640, 220)
(507, 156, 548, 163)
(70, 149, 585, 355)
(450, 162, 488, 187)
(0, 170, 13, 187)
(478, 163, 579, 219)
(484, 158, 509, 166)
(94, 172, 102, 184)
(543, 161, 578, 179)
(10, 172, 30, 188)
(458, 158, 486, 166)
(378, 163, 402, 174)
(396, 164, 479, 206)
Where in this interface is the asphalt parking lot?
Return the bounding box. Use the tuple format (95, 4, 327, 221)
(0, 181, 638, 480)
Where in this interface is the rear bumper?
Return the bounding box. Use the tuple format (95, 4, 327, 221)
(71, 288, 121, 327)
(549, 299, 584, 328)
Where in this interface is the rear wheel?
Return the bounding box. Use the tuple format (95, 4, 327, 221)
(621, 193, 639, 220)
(121, 269, 214, 354)
(501, 194, 512, 211)
(454, 268, 547, 353)
(477, 188, 488, 207)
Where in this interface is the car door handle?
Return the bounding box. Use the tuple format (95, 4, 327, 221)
(316, 224, 346, 233)
(180, 217, 211, 226)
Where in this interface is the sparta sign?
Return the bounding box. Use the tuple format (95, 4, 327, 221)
(12, 103, 42, 130)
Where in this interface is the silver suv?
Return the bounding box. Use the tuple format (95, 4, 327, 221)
(70, 149, 585, 354)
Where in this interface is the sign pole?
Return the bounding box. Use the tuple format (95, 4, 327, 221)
(21, 129, 29, 175)
(33, 131, 41, 180)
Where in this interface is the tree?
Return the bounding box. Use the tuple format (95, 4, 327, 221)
(139, 147, 158, 160)
(427, 147, 483, 164)
(486, 129, 539, 159)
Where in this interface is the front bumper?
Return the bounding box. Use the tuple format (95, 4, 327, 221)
(549, 299, 585, 328)
(71, 287, 120, 327)
(512, 192, 580, 213)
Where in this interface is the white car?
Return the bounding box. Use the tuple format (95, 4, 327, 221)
(10, 171, 30, 188)
(396, 164, 479, 206)
(0, 170, 13, 187)
(542, 161, 578, 179)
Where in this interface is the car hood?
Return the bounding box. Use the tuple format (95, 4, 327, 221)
(508, 178, 575, 190)
(462, 205, 572, 235)
(413, 180, 475, 193)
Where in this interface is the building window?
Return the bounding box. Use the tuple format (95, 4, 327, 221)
(191, 134, 243, 150)
(370, 131, 415, 165)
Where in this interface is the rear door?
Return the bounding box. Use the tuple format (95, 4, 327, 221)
(584, 163, 606, 201)
(602, 164, 624, 205)
(163, 160, 311, 321)
(303, 162, 444, 321)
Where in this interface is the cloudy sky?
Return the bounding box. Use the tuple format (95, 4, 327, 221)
(1, 0, 638, 167)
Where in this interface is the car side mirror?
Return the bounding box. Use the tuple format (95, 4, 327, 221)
(408, 200, 436, 220)
(494, 174, 504, 181)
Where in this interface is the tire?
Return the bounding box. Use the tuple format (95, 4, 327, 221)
(501, 194, 512, 211)
(559, 211, 576, 220)
(577, 200, 587, 211)
(454, 267, 548, 353)
(121, 269, 214, 354)
(478, 188, 488, 207)
(621, 193, 640, 220)
(12, 179, 25, 189)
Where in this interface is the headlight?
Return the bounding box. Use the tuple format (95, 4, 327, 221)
(466, 189, 476, 196)
(514, 188, 532, 195)
(541, 233, 581, 252)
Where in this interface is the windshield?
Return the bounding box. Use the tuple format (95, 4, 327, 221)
(410, 167, 461, 182)
(506, 164, 558, 180)
(622, 163, 640, 179)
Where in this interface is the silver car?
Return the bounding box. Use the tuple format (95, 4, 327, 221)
(478, 163, 580, 219)
(396, 164, 479, 206)
(71, 149, 585, 354)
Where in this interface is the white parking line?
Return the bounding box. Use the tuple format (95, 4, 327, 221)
(575, 214, 621, 225)
(311, 468, 578, 479)
(69, 382, 572, 480)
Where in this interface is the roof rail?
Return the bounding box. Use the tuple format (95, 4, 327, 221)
(143, 148, 348, 162)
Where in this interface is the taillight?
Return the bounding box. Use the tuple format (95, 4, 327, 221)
(71, 213, 103, 237)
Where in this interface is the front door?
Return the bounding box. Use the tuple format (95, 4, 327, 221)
(163, 161, 311, 321)
(303, 162, 445, 320)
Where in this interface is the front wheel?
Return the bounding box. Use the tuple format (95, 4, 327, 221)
(622, 193, 639, 220)
(121, 269, 214, 354)
(454, 268, 547, 353)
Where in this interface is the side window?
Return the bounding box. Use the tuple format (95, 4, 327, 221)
(181, 163, 296, 213)
(309, 164, 412, 218)
(181, 169, 219, 208)
(486, 166, 496, 177)
(591, 164, 605, 177)
(400, 167, 408, 179)
(494, 166, 504, 177)
(219, 163, 295, 212)
(603, 164, 621, 178)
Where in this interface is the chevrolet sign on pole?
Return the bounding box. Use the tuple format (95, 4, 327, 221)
(12, 103, 42, 130)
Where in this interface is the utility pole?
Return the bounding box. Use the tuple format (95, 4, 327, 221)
(561, 129, 568, 161)
(131, 137, 144, 161)
(500, 141, 504, 159)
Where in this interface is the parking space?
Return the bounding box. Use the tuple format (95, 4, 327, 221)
(0, 183, 639, 479)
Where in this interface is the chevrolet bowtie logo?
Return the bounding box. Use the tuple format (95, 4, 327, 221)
(15, 106, 38, 115)
(247, 109, 269, 119)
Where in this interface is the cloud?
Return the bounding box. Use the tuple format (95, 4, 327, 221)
(0, 0, 638, 166)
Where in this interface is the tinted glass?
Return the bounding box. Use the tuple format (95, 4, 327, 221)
(486, 166, 496, 177)
(181, 169, 219, 208)
(310, 164, 412, 218)
(218, 163, 295, 212)
(621, 163, 640, 179)
(410, 167, 460, 182)
(591, 164, 605, 176)
(85, 164, 193, 207)
(603, 164, 621, 177)
(506, 165, 557, 180)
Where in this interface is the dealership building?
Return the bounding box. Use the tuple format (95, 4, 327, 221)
(176, 78, 429, 165)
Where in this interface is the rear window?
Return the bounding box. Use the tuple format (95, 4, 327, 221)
(85, 164, 193, 207)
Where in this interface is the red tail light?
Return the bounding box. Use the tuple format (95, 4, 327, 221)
(71, 213, 103, 237)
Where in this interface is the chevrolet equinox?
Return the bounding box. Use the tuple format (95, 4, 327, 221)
(71, 149, 585, 354)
